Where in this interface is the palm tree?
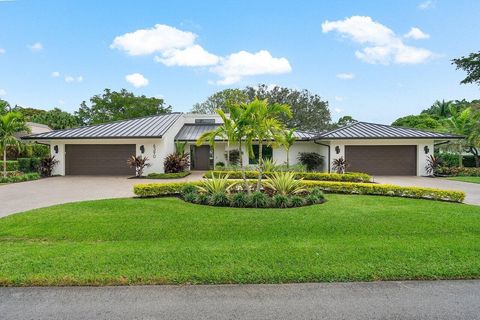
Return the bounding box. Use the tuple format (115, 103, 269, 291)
(0, 112, 29, 177)
(428, 100, 453, 118)
(281, 129, 296, 169)
(443, 107, 477, 167)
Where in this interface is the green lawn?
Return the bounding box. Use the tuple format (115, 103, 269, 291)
(445, 176, 480, 184)
(0, 195, 479, 286)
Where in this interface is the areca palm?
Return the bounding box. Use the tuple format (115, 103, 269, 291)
(0, 112, 29, 177)
(443, 107, 478, 167)
(281, 129, 296, 168)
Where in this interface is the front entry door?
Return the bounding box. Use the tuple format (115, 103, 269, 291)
(193, 145, 211, 170)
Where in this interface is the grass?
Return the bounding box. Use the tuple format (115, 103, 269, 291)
(146, 171, 190, 179)
(445, 176, 480, 184)
(0, 195, 479, 286)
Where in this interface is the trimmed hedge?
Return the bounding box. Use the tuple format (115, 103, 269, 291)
(0, 172, 41, 184)
(17, 157, 41, 173)
(437, 167, 480, 177)
(147, 172, 191, 179)
(134, 180, 465, 203)
(0, 160, 18, 171)
(204, 170, 372, 183)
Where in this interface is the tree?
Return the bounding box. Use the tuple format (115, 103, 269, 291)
(452, 51, 480, 86)
(76, 88, 172, 125)
(0, 112, 29, 177)
(281, 129, 296, 168)
(0, 99, 10, 115)
(392, 114, 444, 131)
(30, 108, 79, 129)
(191, 89, 248, 114)
(336, 115, 356, 127)
(421, 100, 454, 119)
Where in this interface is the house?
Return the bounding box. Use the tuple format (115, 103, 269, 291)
(22, 113, 462, 176)
(14, 122, 52, 139)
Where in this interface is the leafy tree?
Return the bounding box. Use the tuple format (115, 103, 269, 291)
(0, 112, 29, 177)
(30, 108, 79, 130)
(191, 89, 248, 114)
(0, 99, 10, 115)
(11, 106, 46, 119)
(421, 100, 454, 119)
(281, 129, 296, 168)
(452, 51, 480, 86)
(336, 115, 356, 127)
(392, 114, 444, 131)
(76, 88, 172, 125)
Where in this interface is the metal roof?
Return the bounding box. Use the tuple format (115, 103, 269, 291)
(314, 121, 463, 140)
(22, 113, 182, 140)
(175, 124, 317, 141)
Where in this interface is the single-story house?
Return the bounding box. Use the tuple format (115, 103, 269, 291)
(22, 113, 462, 176)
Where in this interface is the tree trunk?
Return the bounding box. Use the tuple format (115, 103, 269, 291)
(226, 141, 230, 167)
(459, 150, 463, 168)
(3, 148, 6, 178)
(257, 142, 263, 191)
(286, 147, 290, 169)
(239, 141, 249, 193)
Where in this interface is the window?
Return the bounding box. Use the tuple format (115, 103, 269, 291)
(249, 145, 273, 164)
(195, 119, 216, 124)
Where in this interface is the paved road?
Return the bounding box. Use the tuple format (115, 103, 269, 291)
(0, 172, 205, 218)
(1, 281, 479, 319)
(375, 176, 480, 205)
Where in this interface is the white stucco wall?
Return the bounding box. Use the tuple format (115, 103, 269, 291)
(325, 139, 434, 176)
(272, 141, 328, 170)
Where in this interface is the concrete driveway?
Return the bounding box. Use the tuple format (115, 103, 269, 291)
(374, 176, 480, 205)
(0, 172, 205, 218)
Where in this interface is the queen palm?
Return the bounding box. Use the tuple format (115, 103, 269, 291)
(0, 112, 29, 177)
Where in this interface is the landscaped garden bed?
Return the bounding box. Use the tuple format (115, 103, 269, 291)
(146, 172, 191, 179)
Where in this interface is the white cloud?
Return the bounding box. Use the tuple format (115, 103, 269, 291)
(334, 107, 343, 113)
(0, 89, 6, 96)
(125, 73, 149, 87)
(51, 71, 60, 77)
(64, 76, 75, 83)
(336, 73, 355, 80)
(28, 42, 43, 52)
(0, 48, 5, 54)
(418, 0, 434, 10)
(210, 50, 291, 85)
(111, 24, 196, 56)
(155, 44, 219, 67)
(76, 76, 83, 82)
(322, 16, 433, 65)
(404, 27, 430, 40)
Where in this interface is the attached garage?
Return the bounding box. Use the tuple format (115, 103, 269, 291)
(65, 144, 136, 175)
(345, 145, 417, 176)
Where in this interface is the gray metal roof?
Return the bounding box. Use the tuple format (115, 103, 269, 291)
(175, 124, 316, 141)
(314, 121, 463, 140)
(22, 113, 182, 140)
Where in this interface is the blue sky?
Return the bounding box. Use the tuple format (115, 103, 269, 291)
(0, 0, 479, 124)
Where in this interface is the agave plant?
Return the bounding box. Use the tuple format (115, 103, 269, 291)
(197, 173, 236, 194)
(263, 171, 305, 196)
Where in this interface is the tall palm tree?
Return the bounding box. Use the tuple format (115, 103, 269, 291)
(0, 112, 29, 177)
(443, 107, 477, 167)
(281, 129, 296, 169)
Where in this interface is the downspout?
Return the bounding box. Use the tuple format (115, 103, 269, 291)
(314, 140, 330, 173)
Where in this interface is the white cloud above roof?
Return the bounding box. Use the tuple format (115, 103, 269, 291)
(154, 44, 219, 67)
(404, 27, 430, 40)
(125, 73, 149, 87)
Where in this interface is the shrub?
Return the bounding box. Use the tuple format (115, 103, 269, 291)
(195, 193, 210, 205)
(332, 157, 348, 174)
(180, 184, 197, 197)
(0, 160, 18, 171)
(230, 192, 249, 208)
(127, 155, 151, 177)
(147, 172, 190, 179)
(40, 156, 58, 177)
(164, 153, 190, 173)
(263, 171, 306, 195)
(197, 174, 236, 194)
(17, 158, 31, 173)
(272, 194, 289, 208)
(183, 192, 197, 203)
(262, 158, 277, 172)
(309, 187, 325, 199)
(205, 171, 371, 183)
(209, 192, 230, 206)
(30, 157, 41, 172)
(437, 167, 480, 177)
(305, 194, 322, 205)
(289, 195, 305, 207)
(297, 152, 324, 171)
(224, 149, 240, 166)
(215, 162, 225, 168)
(0, 172, 40, 184)
(248, 191, 269, 208)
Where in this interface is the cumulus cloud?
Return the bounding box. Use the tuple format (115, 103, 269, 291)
(404, 27, 430, 40)
(51, 71, 60, 77)
(64, 75, 83, 83)
(0, 89, 6, 96)
(418, 0, 434, 10)
(28, 42, 43, 52)
(125, 73, 149, 87)
(112, 24, 292, 84)
(210, 50, 291, 85)
(322, 16, 433, 65)
(336, 73, 355, 80)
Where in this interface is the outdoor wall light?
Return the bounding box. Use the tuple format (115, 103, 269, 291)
(140, 145, 145, 154)
(424, 146, 429, 154)
(54, 145, 59, 154)
(335, 146, 340, 154)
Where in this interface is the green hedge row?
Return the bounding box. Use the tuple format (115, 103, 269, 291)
(204, 171, 372, 183)
(134, 180, 465, 203)
(17, 157, 41, 173)
(0, 160, 18, 171)
(147, 172, 191, 179)
(437, 167, 480, 177)
(0, 172, 41, 184)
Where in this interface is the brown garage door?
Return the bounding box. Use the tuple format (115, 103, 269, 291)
(345, 145, 417, 176)
(65, 144, 136, 175)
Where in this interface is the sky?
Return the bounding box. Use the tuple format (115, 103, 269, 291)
(0, 0, 479, 124)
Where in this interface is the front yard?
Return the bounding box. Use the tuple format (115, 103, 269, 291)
(0, 195, 479, 286)
(445, 176, 480, 184)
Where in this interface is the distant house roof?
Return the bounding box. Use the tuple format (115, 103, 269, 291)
(22, 113, 182, 140)
(15, 122, 52, 139)
(314, 121, 463, 140)
(175, 124, 316, 141)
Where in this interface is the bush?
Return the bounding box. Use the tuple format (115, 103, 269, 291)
(289, 195, 305, 207)
(437, 153, 477, 168)
(197, 174, 236, 194)
(30, 157, 41, 172)
(224, 149, 240, 166)
(437, 167, 480, 177)
(147, 172, 190, 179)
(272, 194, 289, 208)
(205, 170, 371, 183)
(305, 194, 322, 205)
(17, 158, 31, 173)
(263, 171, 306, 195)
(0, 160, 18, 171)
(248, 191, 269, 208)
(209, 192, 229, 206)
(215, 162, 225, 169)
(195, 193, 210, 205)
(230, 192, 249, 207)
(297, 152, 324, 171)
(127, 155, 151, 177)
(183, 192, 197, 203)
(180, 184, 197, 197)
(0, 172, 40, 184)
(310, 187, 325, 199)
(40, 156, 58, 177)
(164, 153, 190, 173)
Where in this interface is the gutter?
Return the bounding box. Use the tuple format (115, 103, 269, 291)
(434, 140, 451, 147)
(314, 140, 330, 173)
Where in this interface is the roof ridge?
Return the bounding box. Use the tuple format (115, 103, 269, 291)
(314, 120, 360, 138)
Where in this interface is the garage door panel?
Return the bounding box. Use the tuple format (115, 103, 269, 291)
(66, 144, 136, 175)
(345, 145, 416, 176)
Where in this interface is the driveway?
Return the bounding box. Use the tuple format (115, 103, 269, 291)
(1, 280, 479, 319)
(0, 172, 205, 218)
(375, 176, 480, 205)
